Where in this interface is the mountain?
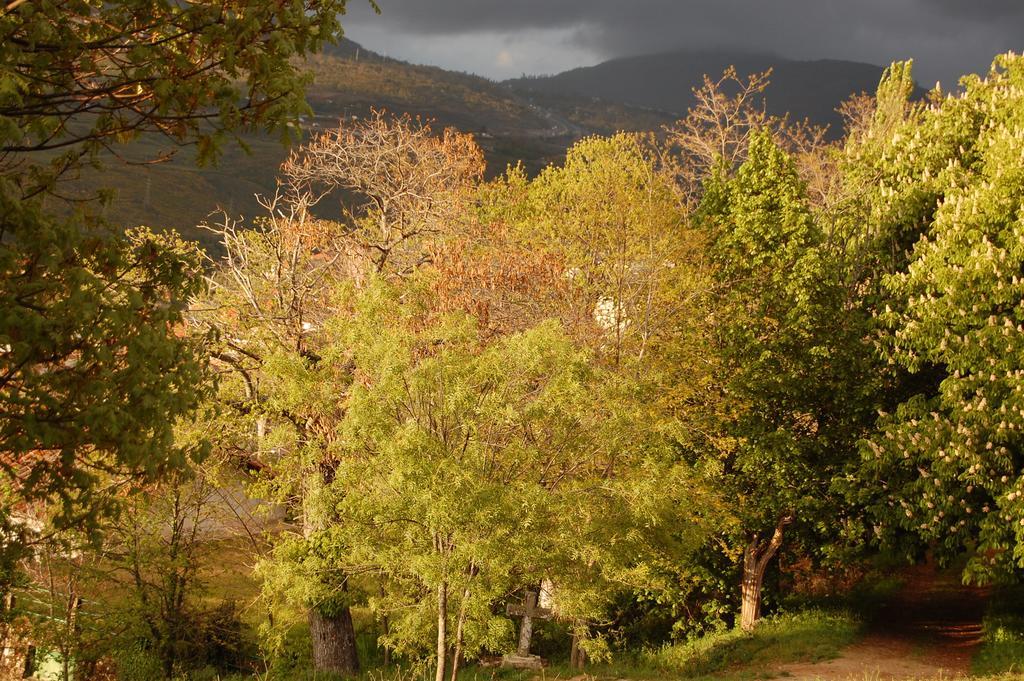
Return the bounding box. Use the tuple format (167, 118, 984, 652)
(505, 49, 917, 134)
(305, 39, 673, 166)
(70, 42, 918, 240)
(64, 39, 674, 242)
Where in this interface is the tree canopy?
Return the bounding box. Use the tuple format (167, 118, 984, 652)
(852, 54, 1024, 583)
(1, 0, 375, 193)
(0, 0, 362, 596)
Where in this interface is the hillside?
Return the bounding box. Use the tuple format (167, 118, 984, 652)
(70, 40, 672, 239)
(505, 49, 918, 133)
(73, 42, 915, 238)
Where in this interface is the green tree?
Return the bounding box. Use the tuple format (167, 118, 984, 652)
(479, 134, 725, 645)
(259, 279, 711, 681)
(1, 0, 369, 590)
(852, 54, 1024, 583)
(0, 212, 210, 534)
(197, 116, 487, 675)
(483, 133, 717, 455)
(490, 134, 702, 368)
(195, 196, 362, 675)
(697, 130, 874, 630)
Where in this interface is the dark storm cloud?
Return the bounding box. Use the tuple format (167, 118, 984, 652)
(342, 0, 1023, 84)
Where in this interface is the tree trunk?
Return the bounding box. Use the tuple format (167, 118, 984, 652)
(303, 467, 360, 676)
(0, 591, 13, 667)
(22, 645, 35, 679)
(381, 584, 392, 667)
(739, 542, 766, 632)
(739, 515, 793, 632)
(436, 581, 448, 681)
(309, 608, 360, 675)
(570, 627, 588, 669)
(449, 578, 473, 681)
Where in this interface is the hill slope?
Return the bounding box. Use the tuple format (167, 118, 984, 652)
(506, 49, 914, 133)
(72, 42, 918, 238)
(68, 40, 673, 240)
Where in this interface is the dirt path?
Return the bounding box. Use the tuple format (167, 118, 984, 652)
(778, 566, 988, 680)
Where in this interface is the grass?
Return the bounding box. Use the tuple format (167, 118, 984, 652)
(638, 609, 860, 679)
(372, 609, 862, 681)
(972, 584, 1024, 676)
(246, 608, 859, 681)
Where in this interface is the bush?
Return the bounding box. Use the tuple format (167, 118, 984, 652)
(114, 644, 164, 681)
(113, 599, 258, 679)
(188, 600, 259, 674)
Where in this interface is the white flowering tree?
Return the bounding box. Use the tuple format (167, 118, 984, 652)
(852, 53, 1024, 583)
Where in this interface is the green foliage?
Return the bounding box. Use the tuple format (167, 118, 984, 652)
(706, 129, 869, 511)
(640, 608, 859, 676)
(494, 133, 701, 367)
(851, 53, 1024, 582)
(0, 188, 212, 534)
(472, 136, 739, 639)
(114, 644, 167, 681)
(260, 277, 712, 661)
(484, 133, 717, 454)
(693, 128, 875, 610)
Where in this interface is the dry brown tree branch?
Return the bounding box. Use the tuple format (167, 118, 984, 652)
(282, 110, 485, 274)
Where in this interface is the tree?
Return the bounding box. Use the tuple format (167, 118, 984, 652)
(662, 68, 834, 214)
(259, 279, 711, 681)
(479, 134, 727, 645)
(1, 0, 374, 195)
(1, 0, 368, 591)
(851, 53, 1024, 583)
(697, 130, 874, 630)
(0, 214, 211, 536)
(197, 115, 489, 675)
(224, 129, 723, 676)
(282, 110, 485, 274)
(114, 471, 223, 679)
(486, 134, 710, 383)
(16, 456, 255, 680)
(663, 68, 774, 209)
(194, 192, 360, 675)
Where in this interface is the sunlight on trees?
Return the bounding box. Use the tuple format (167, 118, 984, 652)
(3, 3, 1024, 672)
(850, 54, 1024, 584)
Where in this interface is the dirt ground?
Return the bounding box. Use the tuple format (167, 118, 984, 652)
(777, 565, 989, 680)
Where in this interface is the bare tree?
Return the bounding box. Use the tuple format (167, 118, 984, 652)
(197, 189, 351, 358)
(282, 110, 485, 274)
(662, 68, 774, 208)
(662, 68, 840, 213)
(836, 92, 878, 146)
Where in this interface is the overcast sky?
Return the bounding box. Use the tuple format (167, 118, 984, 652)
(340, 0, 1023, 85)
